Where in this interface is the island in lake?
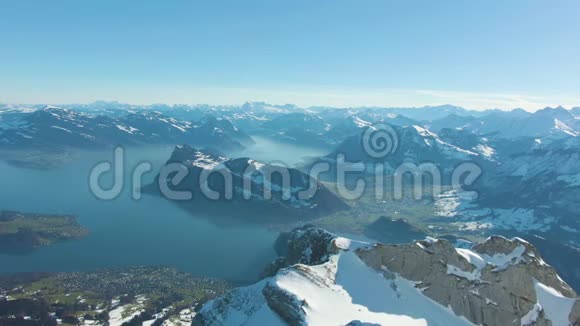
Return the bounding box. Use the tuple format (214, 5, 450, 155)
(0, 210, 88, 253)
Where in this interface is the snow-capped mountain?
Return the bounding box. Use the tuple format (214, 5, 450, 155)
(257, 113, 332, 146)
(429, 106, 579, 140)
(256, 110, 421, 147)
(434, 136, 580, 237)
(161, 101, 314, 133)
(146, 145, 348, 219)
(321, 115, 375, 145)
(0, 106, 131, 149)
(191, 115, 255, 148)
(391, 104, 476, 121)
(326, 124, 494, 168)
(0, 107, 252, 151)
(195, 227, 580, 326)
(310, 104, 476, 122)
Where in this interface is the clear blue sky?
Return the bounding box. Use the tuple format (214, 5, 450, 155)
(1, 0, 579, 110)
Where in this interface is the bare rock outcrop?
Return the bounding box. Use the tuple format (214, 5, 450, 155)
(262, 281, 307, 326)
(357, 236, 576, 325)
(571, 299, 580, 325)
(261, 226, 339, 278)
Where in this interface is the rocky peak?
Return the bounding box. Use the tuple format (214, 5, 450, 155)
(471, 235, 548, 267)
(357, 235, 577, 325)
(196, 226, 579, 326)
(571, 301, 580, 324)
(194, 114, 254, 146)
(534, 106, 575, 122)
(169, 144, 202, 161)
(286, 227, 341, 264)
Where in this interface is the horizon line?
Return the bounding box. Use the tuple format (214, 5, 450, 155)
(1, 99, 578, 114)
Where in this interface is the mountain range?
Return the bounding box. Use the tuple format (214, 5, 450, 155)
(2, 102, 579, 238)
(0, 106, 252, 152)
(3, 101, 580, 324)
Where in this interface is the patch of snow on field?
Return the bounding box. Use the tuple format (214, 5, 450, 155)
(483, 209, 554, 232)
(435, 190, 555, 232)
(434, 190, 478, 217)
(108, 305, 143, 326)
(108, 295, 147, 326)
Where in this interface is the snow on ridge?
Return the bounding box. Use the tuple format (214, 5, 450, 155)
(412, 125, 438, 138)
(352, 116, 372, 128)
(171, 123, 188, 132)
(196, 229, 578, 326)
(448, 236, 554, 284)
(50, 125, 72, 133)
(204, 250, 474, 325)
(115, 124, 139, 134)
(533, 281, 577, 326)
(452, 243, 527, 280)
(411, 125, 479, 157)
(554, 118, 578, 137)
(271, 253, 457, 326)
(333, 236, 369, 251)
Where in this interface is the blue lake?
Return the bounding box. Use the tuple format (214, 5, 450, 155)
(0, 139, 327, 282)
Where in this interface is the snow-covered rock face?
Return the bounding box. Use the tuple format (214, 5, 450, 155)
(194, 227, 579, 326)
